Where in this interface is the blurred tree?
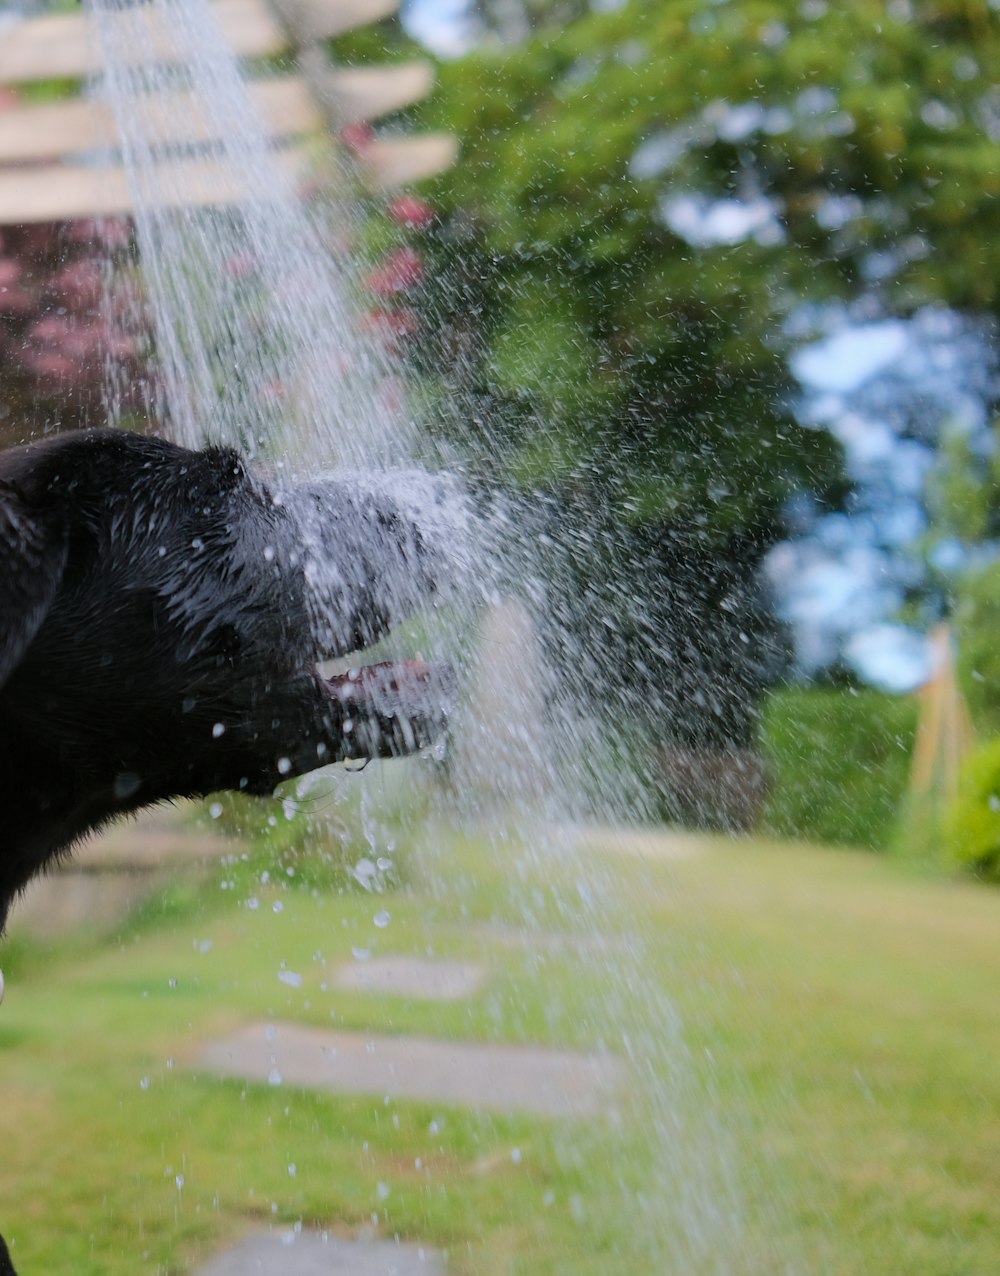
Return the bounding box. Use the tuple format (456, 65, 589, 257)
(395, 0, 1000, 768)
(466, 0, 590, 45)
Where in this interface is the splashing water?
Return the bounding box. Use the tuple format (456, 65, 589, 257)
(89, 0, 405, 468)
(82, 0, 780, 1269)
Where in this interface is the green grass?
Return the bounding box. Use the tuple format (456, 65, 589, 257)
(759, 686, 918, 849)
(1, 828, 999, 1274)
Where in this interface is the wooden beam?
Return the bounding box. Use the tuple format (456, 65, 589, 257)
(268, 0, 398, 43)
(0, 136, 456, 223)
(0, 64, 432, 164)
(0, 0, 399, 87)
(0, 79, 318, 163)
(322, 62, 435, 124)
(364, 134, 458, 187)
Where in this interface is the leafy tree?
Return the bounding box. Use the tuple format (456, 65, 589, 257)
(391, 0, 1000, 769)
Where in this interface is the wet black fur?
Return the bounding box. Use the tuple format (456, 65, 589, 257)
(0, 429, 444, 934)
(0, 428, 455, 1273)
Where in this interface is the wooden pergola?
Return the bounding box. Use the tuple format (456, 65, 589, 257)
(0, 0, 457, 225)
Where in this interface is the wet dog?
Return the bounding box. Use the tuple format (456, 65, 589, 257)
(0, 427, 461, 1271)
(0, 428, 457, 931)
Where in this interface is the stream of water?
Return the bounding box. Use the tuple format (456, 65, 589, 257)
(84, 1, 778, 1268)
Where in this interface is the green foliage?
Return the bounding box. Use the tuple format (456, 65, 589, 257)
(328, 15, 424, 66)
(926, 425, 992, 546)
(954, 559, 1000, 735)
(944, 736, 1000, 881)
(412, 0, 1000, 537)
(760, 686, 918, 849)
(413, 2, 865, 539)
(347, 0, 1000, 750)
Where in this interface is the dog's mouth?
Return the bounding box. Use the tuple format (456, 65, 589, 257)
(321, 659, 453, 760)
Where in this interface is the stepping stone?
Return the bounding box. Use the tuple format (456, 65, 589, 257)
(196, 1021, 625, 1118)
(9, 805, 236, 938)
(196, 1229, 443, 1274)
(333, 957, 484, 1002)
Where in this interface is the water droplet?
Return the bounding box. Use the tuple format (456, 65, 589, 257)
(287, 1163, 297, 1177)
(139, 1076, 151, 1090)
(212, 722, 226, 739)
(373, 909, 391, 929)
(268, 1069, 283, 1086)
(209, 802, 223, 819)
(278, 970, 303, 988)
(376, 1182, 390, 1201)
(352, 858, 377, 890)
(277, 756, 292, 775)
(247, 896, 260, 910)
(511, 1147, 522, 1164)
(272, 900, 284, 914)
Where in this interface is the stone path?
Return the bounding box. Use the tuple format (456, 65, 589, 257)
(186, 826, 652, 1272)
(196, 1020, 625, 1119)
(333, 957, 484, 1002)
(10, 806, 235, 938)
(196, 1230, 443, 1275)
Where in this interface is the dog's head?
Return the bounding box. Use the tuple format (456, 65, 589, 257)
(0, 429, 458, 907)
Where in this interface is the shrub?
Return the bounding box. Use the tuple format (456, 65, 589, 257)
(943, 736, 1000, 881)
(759, 686, 918, 850)
(955, 560, 1000, 736)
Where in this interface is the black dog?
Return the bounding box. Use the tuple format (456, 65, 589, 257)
(0, 427, 461, 1269)
(0, 428, 458, 933)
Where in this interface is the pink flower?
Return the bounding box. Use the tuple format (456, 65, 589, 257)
(387, 195, 434, 229)
(362, 307, 419, 355)
(0, 285, 35, 317)
(340, 122, 375, 153)
(48, 258, 104, 310)
(365, 247, 424, 296)
(18, 348, 81, 381)
(66, 217, 132, 250)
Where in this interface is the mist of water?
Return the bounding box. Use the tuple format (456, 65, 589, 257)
(83, 0, 774, 1269)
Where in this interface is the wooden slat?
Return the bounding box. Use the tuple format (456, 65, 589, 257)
(322, 62, 435, 124)
(268, 0, 398, 43)
(0, 0, 399, 87)
(0, 136, 456, 223)
(364, 133, 458, 187)
(0, 63, 432, 164)
(0, 78, 319, 163)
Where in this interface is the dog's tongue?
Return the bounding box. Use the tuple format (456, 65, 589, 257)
(324, 659, 453, 759)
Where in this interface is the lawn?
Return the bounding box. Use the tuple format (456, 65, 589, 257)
(0, 824, 998, 1275)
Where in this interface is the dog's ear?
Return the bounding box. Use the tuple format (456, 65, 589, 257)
(0, 481, 68, 690)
